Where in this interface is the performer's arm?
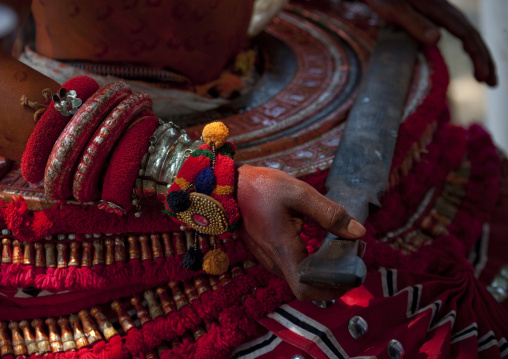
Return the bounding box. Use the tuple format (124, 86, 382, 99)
(0, 1, 60, 161)
(0, 50, 60, 161)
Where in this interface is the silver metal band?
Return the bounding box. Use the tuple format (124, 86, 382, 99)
(137, 121, 203, 201)
(143, 125, 181, 197)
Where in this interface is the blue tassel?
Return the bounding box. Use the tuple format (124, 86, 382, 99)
(195, 167, 216, 195)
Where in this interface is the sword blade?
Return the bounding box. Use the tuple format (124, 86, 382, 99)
(297, 27, 417, 289)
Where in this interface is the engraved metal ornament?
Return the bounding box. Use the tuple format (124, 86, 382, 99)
(387, 339, 404, 359)
(488, 273, 508, 302)
(97, 200, 127, 216)
(348, 315, 368, 339)
(312, 300, 335, 309)
(176, 192, 228, 235)
(53, 88, 82, 116)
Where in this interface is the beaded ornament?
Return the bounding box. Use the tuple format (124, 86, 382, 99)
(164, 122, 240, 275)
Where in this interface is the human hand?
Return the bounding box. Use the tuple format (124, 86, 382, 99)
(236, 164, 366, 301)
(364, 0, 497, 86)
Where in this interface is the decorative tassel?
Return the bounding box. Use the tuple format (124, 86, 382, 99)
(182, 247, 203, 271)
(202, 122, 229, 149)
(195, 168, 216, 195)
(166, 191, 191, 213)
(203, 249, 228, 275)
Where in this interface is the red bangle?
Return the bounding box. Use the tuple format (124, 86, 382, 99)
(44, 81, 132, 199)
(21, 76, 100, 184)
(73, 92, 153, 202)
(99, 113, 159, 215)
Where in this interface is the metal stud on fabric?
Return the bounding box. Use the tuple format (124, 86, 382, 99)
(387, 339, 404, 359)
(348, 316, 368, 339)
(311, 300, 335, 309)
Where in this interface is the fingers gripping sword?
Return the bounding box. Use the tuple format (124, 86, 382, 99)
(297, 27, 418, 291)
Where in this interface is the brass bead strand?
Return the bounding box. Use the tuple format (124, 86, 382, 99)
(104, 239, 114, 265)
(9, 321, 27, 356)
(81, 242, 92, 267)
(231, 265, 246, 279)
(34, 242, 45, 268)
(56, 317, 77, 352)
(111, 300, 135, 333)
(12, 240, 23, 264)
(218, 271, 232, 287)
(139, 235, 152, 261)
(191, 325, 207, 341)
(193, 275, 212, 296)
(69, 242, 80, 267)
(92, 240, 104, 266)
(155, 287, 176, 315)
(183, 279, 199, 304)
(56, 243, 68, 268)
(68, 314, 89, 349)
(198, 234, 211, 253)
(77, 310, 103, 345)
(168, 281, 189, 310)
(90, 307, 118, 341)
(0, 321, 13, 356)
(114, 237, 126, 263)
(173, 232, 186, 256)
(31, 318, 50, 355)
(130, 296, 151, 326)
(23, 242, 33, 265)
(157, 343, 171, 357)
(19, 320, 37, 355)
(208, 275, 219, 291)
(145, 349, 159, 359)
(150, 234, 163, 259)
(243, 260, 257, 271)
(45, 318, 64, 353)
(161, 232, 174, 257)
(1, 238, 12, 264)
(128, 236, 140, 260)
(44, 243, 56, 268)
(143, 290, 164, 319)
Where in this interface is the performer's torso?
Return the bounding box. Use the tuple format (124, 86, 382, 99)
(31, 0, 254, 83)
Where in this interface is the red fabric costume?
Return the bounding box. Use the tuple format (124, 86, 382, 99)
(0, 2, 507, 359)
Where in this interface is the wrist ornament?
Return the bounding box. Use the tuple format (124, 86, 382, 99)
(163, 122, 240, 275)
(21, 76, 100, 184)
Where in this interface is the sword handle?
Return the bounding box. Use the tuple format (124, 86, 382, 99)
(297, 234, 366, 289)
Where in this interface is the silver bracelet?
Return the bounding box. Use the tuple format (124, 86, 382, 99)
(136, 121, 203, 201)
(157, 138, 203, 198)
(143, 125, 181, 197)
